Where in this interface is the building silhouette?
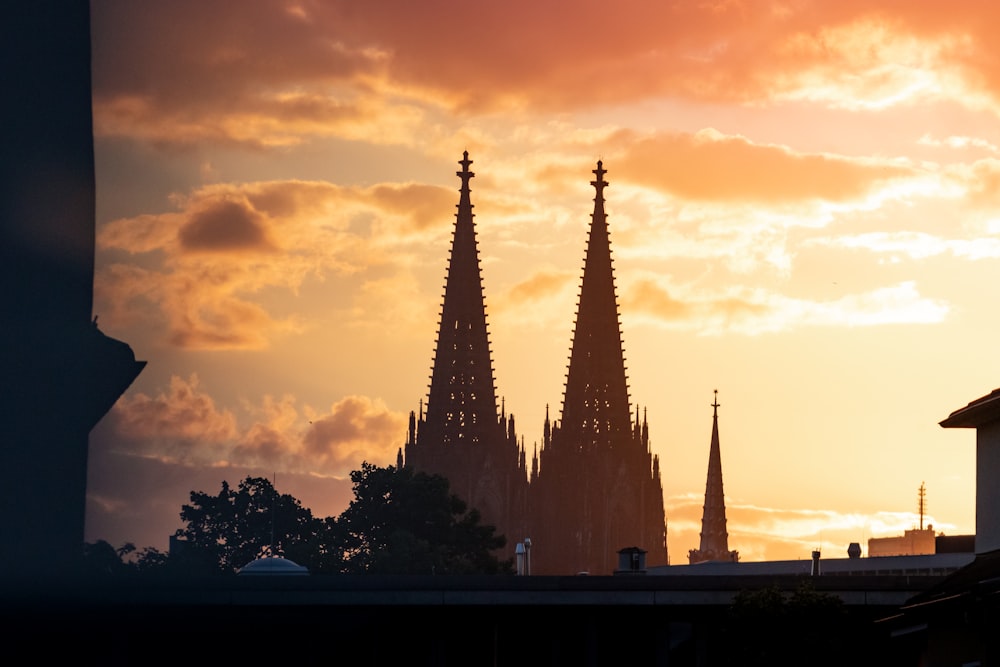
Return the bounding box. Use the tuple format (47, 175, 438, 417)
(530, 161, 667, 574)
(405, 157, 668, 574)
(688, 391, 739, 564)
(403, 152, 530, 551)
(0, 0, 145, 584)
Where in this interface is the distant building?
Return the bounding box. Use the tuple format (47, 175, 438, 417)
(868, 527, 937, 557)
(688, 392, 739, 565)
(404, 157, 668, 575)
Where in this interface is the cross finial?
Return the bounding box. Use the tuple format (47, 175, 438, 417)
(712, 389, 720, 417)
(457, 151, 474, 187)
(591, 160, 608, 198)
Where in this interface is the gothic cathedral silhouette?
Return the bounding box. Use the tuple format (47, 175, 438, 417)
(403, 154, 668, 574)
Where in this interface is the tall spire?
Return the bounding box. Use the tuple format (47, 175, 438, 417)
(531, 161, 667, 574)
(558, 161, 632, 449)
(689, 390, 739, 564)
(420, 151, 500, 452)
(405, 152, 528, 552)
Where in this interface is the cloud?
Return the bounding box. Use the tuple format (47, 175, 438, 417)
(92, 375, 407, 480)
(303, 396, 408, 471)
(810, 230, 1000, 261)
(622, 279, 949, 335)
(178, 199, 277, 253)
(91, 1, 1000, 150)
(95, 179, 453, 350)
(615, 129, 915, 204)
(665, 493, 962, 562)
(95, 374, 239, 460)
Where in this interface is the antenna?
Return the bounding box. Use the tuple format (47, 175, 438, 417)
(918, 481, 927, 530)
(270, 472, 277, 557)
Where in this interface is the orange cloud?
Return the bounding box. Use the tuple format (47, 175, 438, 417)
(622, 279, 948, 335)
(95, 179, 453, 350)
(100, 374, 239, 457)
(91, 1, 1000, 149)
(178, 199, 277, 253)
(303, 396, 407, 471)
(94, 375, 406, 478)
(615, 130, 914, 203)
(505, 271, 575, 304)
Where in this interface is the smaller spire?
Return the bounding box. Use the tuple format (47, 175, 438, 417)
(712, 389, 720, 418)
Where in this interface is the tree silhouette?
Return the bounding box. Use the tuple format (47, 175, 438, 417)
(721, 581, 855, 667)
(173, 476, 332, 574)
(335, 462, 513, 574)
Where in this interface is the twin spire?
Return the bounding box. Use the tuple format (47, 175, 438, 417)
(407, 153, 668, 574)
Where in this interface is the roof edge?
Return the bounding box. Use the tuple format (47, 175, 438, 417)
(940, 388, 1000, 429)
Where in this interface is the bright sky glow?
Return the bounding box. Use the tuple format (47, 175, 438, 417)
(86, 1, 1000, 563)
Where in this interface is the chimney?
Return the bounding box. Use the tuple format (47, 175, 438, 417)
(614, 547, 647, 575)
(811, 549, 821, 576)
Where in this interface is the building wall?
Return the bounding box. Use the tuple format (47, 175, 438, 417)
(977, 420, 1000, 553)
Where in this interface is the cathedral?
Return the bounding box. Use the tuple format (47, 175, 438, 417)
(403, 153, 668, 575)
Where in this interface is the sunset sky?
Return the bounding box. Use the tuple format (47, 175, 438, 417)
(85, 0, 1000, 564)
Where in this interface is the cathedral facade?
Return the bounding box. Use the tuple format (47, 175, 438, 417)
(403, 154, 667, 575)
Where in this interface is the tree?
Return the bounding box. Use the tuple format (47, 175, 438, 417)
(334, 462, 513, 574)
(721, 582, 853, 667)
(81, 540, 169, 576)
(172, 476, 333, 574)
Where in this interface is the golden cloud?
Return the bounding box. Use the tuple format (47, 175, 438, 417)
(616, 130, 914, 203)
(95, 179, 453, 350)
(622, 279, 948, 335)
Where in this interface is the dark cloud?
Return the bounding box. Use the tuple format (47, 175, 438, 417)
(178, 199, 276, 253)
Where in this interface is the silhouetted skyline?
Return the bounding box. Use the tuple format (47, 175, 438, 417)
(84, 2, 995, 561)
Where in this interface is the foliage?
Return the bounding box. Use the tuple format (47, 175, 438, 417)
(87, 464, 512, 576)
(335, 462, 513, 575)
(722, 581, 853, 667)
(172, 476, 334, 574)
(81, 540, 170, 576)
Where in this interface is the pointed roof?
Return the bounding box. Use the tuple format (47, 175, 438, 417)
(421, 152, 500, 448)
(558, 161, 632, 449)
(690, 390, 736, 563)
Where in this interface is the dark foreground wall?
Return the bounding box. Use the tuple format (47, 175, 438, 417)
(1, 574, 926, 666)
(0, 0, 144, 583)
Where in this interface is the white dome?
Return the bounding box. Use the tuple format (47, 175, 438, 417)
(238, 556, 309, 576)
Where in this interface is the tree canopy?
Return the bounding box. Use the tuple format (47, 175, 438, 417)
(335, 462, 513, 575)
(86, 463, 513, 576)
(171, 476, 334, 574)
